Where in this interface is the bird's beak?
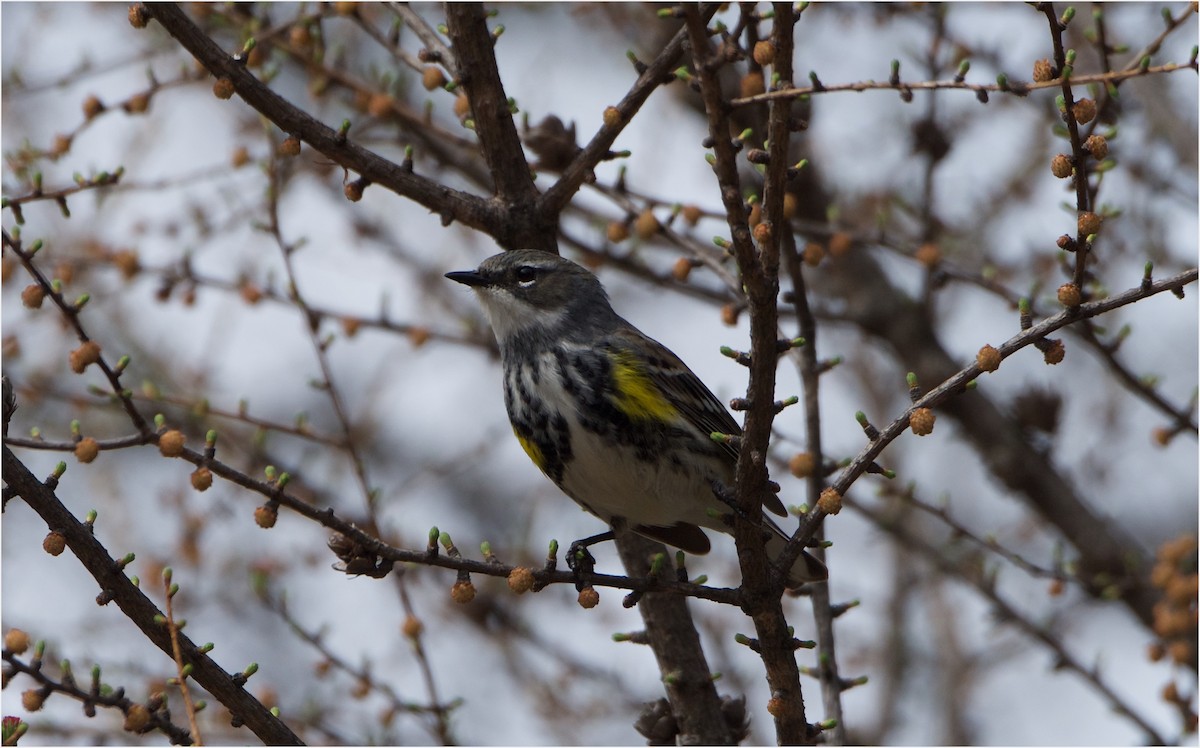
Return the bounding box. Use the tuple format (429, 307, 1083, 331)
(444, 269, 488, 288)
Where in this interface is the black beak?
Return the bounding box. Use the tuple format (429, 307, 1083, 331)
(444, 269, 488, 288)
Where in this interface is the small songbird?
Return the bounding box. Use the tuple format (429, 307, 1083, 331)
(446, 250, 826, 586)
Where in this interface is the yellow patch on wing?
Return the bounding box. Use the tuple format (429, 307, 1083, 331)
(609, 348, 679, 422)
(514, 428, 547, 472)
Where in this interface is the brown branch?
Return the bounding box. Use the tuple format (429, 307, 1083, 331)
(3, 230, 151, 435)
(539, 5, 720, 219)
(162, 573, 203, 746)
(764, 2, 848, 741)
(140, 3, 496, 234)
(443, 3, 551, 251)
(2, 649, 193, 744)
(684, 5, 812, 743)
(612, 528, 735, 744)
(1038, 3, 1094, 288)
(1, 446, 303, 746)
(730, 60, 1197, 107)
(855, 497, 1169, 744)
(787, 265, 1198, 635)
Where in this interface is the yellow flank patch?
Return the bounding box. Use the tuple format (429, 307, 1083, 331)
(514, 428, 547, 471)
(610, 349, 679, 422)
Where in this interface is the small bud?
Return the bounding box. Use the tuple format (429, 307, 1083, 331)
(450, 579, 476, 604)
(1057, 283, 1082, 308)
(279, 135, 301, 157)
(343, 179, 364, 202)
(577, 586, 600, 609)
(51, 133, 72, 157)
(401, 615, 424, 638)
(22, 689, 45, 712)
(817, 487, 842, 515)
(289, 24, 313, 48)
(123, 703, 151, 732)
(158, 430, 185, 457)
(113, 249, 140, 279)
(1032, 58, 1054, 82)
(83, 95, 105, 120)
(747, 202, 763, 227)
(1050, 154, 1073, 178)
(976, 344, 1001, 372)
(671, 257, 693, 283)
(602, 106, 622, 128)
(634, 209, 660, 239)
(802, 241, 824, 267)
(720, 303, 740, 327)
(752, 40, 776, 66)
(752, 221, 773, 244)
(21, 284, 46, 308)
(1084, 134, 1108, 160)
(5, 628, 31, 654)
(212, 78, 235, 100)
(69, 341, 102, 374)
(740, 71, 766, 98)
(128, 3, 148, 28)
(124, 93, 150, 114)
(240, 282, 263, 305)
(1071, 98, 1096, 125)
(681, 204, 703, 226)
(788, 452, 816, 479)
(230, 146, 251, 169)
(782, 192, 798, 220)
(43, 531, 67, 556)
(75, 437, 100, 464)
(1169, 641, 1193, 665)
(766, 697, 785, 717)
(190, 467, 213, 492)
(1041, 338, 1066, 365)
(914, 242, 941, 267)
(254, 503, 278, 528)
(507, 566, 535, 594)
(367, 92, 394, 117)
(407, 326, 431, 348)
(453, 93, 471, 121)
(606, 221, 629, 244)
(909, 407, 935, 436)
(421, 67, 446, 91)
(1077, 211, 1102, 236)
(828, 232, 852, 258)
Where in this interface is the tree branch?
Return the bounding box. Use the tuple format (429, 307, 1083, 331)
(444, 3, 551, 252)
(140, 3, 496, 233)
(684, 5, 812, 743)
(788, 261, 1198, 641)
(2, 446, 303, 746)
(613, 528, 735, 745)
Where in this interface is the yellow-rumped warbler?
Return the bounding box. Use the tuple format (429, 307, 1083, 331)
(446, 250, 826, 586)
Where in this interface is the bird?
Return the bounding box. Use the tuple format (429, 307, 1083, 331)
(446, 249, 827, 587)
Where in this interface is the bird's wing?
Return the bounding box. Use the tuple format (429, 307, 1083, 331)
(606, 325, 788, 518)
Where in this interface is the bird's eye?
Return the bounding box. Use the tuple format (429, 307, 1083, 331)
(515, 266, 538, 285)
